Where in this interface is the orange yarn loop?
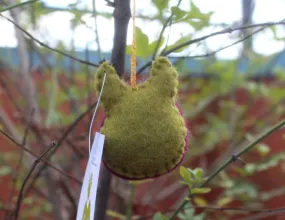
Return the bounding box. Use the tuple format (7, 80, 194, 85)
(130, 0, 136, 89)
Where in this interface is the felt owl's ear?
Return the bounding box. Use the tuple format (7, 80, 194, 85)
(95, 62, 128, 112)
(148, 57, 178, 98)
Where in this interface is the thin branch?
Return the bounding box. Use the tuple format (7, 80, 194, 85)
(110, 0, 131, 76)
(0, 0, 38, 13)
(12, 141, 56, 220)
(92, 0, 102, 59)
(179, 24, 269, 59)
(85, 44, 93, 123)
(163, 19, 285, 56)
(6, 109, 34, 217)
(137, 20, 285, 74)
(22, 100, 99, 197)
(169, 119, 285, 220)
(151, 0, 182, 60)
(34, 100, 98, 169)
(140, 205, 285, 220)
(192, 205, 285, 213)
(242, 208, 285, 220)
(0, 14, 99, 68)
(0, 129, 81, 184)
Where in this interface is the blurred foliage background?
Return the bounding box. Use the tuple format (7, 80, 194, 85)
(0, 0, 285, 220)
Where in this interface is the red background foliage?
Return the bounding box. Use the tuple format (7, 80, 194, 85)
(0, 69, 284, 220)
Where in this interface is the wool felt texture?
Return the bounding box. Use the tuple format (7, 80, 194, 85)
(95, 57, 189, 180)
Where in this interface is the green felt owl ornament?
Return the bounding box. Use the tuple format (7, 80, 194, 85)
(95, 57, 189, 180)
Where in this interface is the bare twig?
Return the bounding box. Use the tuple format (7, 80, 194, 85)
(163, 19, 285, 56)
(0, 14, 99, 68)
(22, 100, 99, 198)
(191, 205, 285, 213)
(92, 0, 102, 59)
(151, 0, 182, 60)
(137, 20, 285, 74)
(139, 204, 285, 220)
(179, 24, 269, 59)
(242, 208, 285, 220)
(0, 0, 38, 13)
(85, 44, 93, 123)
(0, 129, 81, 184)
(12, 141, 56, 220)
(6, 109, 35, 218)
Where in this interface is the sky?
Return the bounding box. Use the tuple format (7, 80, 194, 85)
(0, 0, 285, 59)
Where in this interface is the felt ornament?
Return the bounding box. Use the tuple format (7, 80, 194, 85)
(94, 0, 189, 180)
(94, 57, 189, 180)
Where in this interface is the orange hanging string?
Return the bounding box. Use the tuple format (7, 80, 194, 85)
(130, 0, 137, 89)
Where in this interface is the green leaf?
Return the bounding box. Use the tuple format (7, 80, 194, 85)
(178, 203, 206, 220)
(184, 1, 214, 30)
(193, 197, 208, 206)
(216, 196, 233, 206)
(178, 204, 194, 219)
(106, 210, 125, 220)
(188, 0, 213, 21)
(242, 154, 285, 176)
(165, 34, 192, 53)
(179, 166, 194, 186)
(189, 0, 205, 19)
(171, 6, 187, 22)
(256, 144, 270, 156)
(126, 27, 150, 59)
(0, 0, 38, 13)
(226, 180, 258, 199)
(190, 187, 211, 195)
(193, 168, 204, 179)
(0, 166, 12, 176)
(152, 0, 169, 12)
(148, 37, 165, 55)
(270, 26, 285, 41)
(152, 212, 168, 220)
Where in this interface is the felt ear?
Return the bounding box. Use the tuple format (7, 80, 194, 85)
(95, 62, 127, 112)
(148, 57, 178, 98)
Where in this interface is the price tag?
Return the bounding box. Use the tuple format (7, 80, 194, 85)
(76, 132, 105, 220)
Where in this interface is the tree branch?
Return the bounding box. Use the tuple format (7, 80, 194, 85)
(0, 129, 81, 184)
(151, 0, 182, 60)
(137, 20, 285, 74)
(177, 23, 271, 59)
(163, 19, 285, 56)
(6, 109, 34, 218)
(92, 0, 102, 60)
(12, 141, 56, 220)
(0, 14, 99, 68)
(95, 1, 131, 219)
(110, 0, 131, 76)
(169, 119, 285, 220)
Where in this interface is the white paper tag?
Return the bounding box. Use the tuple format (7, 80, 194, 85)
(76, 132, 105, 220)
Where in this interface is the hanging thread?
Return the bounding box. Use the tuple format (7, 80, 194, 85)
(130, 0, 137, 89)
(88, 71, 107, 155)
